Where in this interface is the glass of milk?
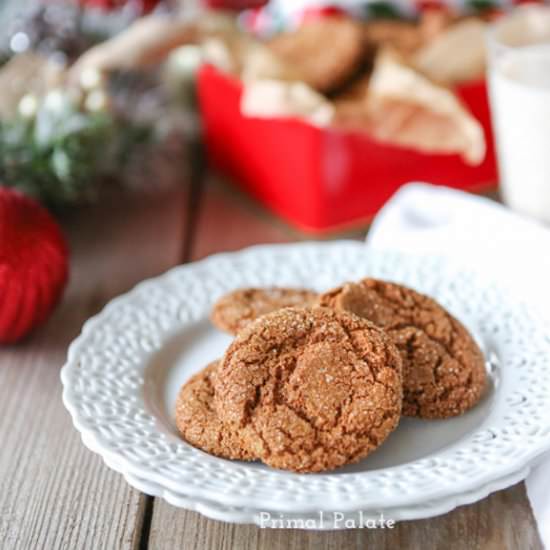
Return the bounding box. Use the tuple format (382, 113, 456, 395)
(488, 6, 550, 223)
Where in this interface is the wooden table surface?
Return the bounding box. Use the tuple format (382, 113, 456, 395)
(0, 169, 543, 550)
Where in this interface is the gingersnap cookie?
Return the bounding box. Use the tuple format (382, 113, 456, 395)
(267, 18, 366, 94)
(214, 307, 403, 473)
(175, 361, 255, 461)
(318, 279, 487, 419)
(362, 19, 424, 57)
(210, 287, 317, 335)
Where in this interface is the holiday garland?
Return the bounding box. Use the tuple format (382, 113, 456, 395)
(0, 89, 150, 207)
(0, 0, 162, 208)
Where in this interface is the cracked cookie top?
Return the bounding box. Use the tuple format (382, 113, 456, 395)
(210, 287, 317, 335)
(214, 307, 403, 473)
(318, 279, 487, 419)
(175, 361, 255, 461)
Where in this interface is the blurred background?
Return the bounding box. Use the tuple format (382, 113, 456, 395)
(0, 0, 526, 225)
(1, 0, 549, 340)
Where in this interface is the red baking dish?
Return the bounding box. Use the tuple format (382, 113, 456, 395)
(197, 64, 498, 233)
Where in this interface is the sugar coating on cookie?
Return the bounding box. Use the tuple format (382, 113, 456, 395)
(318, 279, 487, 419)
(214, 307, 403, 473)
(267, 18, 365, 94)
(210, 287, 317, 335)
(175, 361, 255, 461)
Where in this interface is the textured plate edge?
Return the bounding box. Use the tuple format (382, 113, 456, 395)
(94, 431, 532, 529)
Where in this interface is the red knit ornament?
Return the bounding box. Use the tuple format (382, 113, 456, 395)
(0, 189, 69, 344)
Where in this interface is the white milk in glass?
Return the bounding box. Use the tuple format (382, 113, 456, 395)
(488, 7, 550, 223)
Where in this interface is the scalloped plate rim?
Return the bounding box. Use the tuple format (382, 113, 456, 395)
(89, 429, 534, 528)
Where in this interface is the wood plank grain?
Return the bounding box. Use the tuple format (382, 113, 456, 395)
(148, 179, 543, 550)
(0, 188, 187, 550)
(189, 176, 295, 261)
(189, 175, 367, 262)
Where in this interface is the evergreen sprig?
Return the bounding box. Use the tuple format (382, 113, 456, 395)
(0, 91, 151, 207)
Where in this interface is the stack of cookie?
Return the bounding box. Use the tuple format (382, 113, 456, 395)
(175, 280, 487, 473)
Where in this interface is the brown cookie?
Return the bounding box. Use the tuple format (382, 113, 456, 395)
(318, 279, 487, 419)
(214, 307, 402, 473)
(175, 361, 255, 461)
(362, 20, 424, 57)
(267, 18, 366, 94)
(332, 75, 372, 131)
(210, 287, 317, 335)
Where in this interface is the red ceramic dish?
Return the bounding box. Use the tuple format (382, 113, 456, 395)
(197, 65, 498, 233)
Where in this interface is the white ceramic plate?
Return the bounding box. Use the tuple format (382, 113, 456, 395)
(61, 241, 550, 522)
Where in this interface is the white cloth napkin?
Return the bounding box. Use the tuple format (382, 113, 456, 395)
(366, 182, 550, 547)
